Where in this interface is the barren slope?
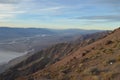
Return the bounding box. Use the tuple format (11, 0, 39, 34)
(0, 31, 109, 80)
(21, 28, 120, 80)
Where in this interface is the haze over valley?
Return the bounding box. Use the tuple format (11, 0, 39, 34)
(0, 27, 104, 63)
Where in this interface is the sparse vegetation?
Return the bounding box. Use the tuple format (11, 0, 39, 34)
(105, 40, 113, 45)
(1, 28, 120, 80)
(83, 67, 100, 75)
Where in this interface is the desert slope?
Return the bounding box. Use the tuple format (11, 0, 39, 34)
(0, 31, 110, 80)
(21, 28, 120, 80)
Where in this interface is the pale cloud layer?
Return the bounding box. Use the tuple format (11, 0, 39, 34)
(0, 0, 18, 4)
(0, 0, 120, 30)
(74, 15, 120, 22)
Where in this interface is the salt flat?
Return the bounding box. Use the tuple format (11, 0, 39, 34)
(0, 50, 25, 63)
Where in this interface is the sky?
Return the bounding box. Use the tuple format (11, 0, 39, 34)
(0, 0, 120, 30)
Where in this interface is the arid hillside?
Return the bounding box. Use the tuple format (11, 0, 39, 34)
(15, 28, 120, 80)
(0, 32, 109, 80)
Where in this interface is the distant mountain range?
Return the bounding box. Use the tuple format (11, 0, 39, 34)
(0, 27, 106, 63)
(0, 27, 104, 52)
(0, 27, 103, 41)
(0, 27, 54, 41)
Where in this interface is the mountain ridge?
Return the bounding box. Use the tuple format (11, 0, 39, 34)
(0, 30, 110, 80)
(13, 27, 120, 80)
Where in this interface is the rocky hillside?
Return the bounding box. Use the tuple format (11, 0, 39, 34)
(0, 31, 111, 80)
(21, 28, 120, 80)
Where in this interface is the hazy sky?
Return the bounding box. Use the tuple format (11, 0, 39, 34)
(0, 0, 120, 30)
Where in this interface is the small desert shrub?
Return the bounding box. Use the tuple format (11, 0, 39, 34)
(103, 72, 120, 80)
(81, 50, 90, 56)
(75, 64, 84, 73)
(43, 72, 51, 79)
(83, 67, 100, 75)
(28, 76, 34, 80)
(103, 49, 113, 54)
(99, 47, 104, 50)
(60, 66, 70, 74)
(90, 68, 100, 75)
(102, 49, 106, 53)
(118, 44, 120, 49)
(91, 55, 100, 60)
(105, 40, 113, 45)
(117, 55, 120, 61)
(80, 58, 89, 63)
(61, 68, 70, 74)
(81, 52, 87, 57)
(73, 57, 77, 59)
